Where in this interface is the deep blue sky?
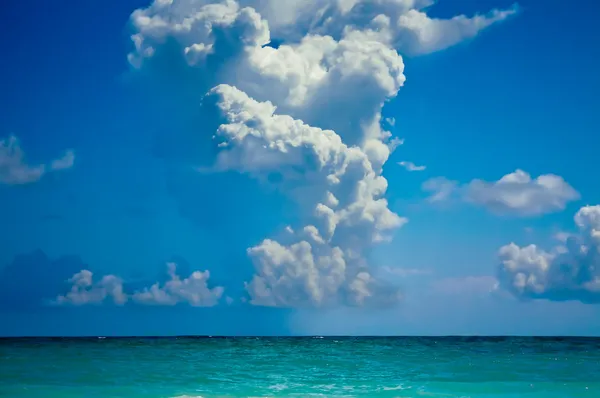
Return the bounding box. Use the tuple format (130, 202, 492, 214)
(1, 0, 599, 336)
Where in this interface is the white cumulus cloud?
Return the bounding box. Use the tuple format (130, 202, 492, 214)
(55, 270, 127, 306)
(128, 0, 270, 68)
(133, 262, 224, 306)
(423, 170, 579, 216)
(497, 205, 600, 303)
(467, 169, 579, 216)
(0, 135, 75, 185)
(55, 263, 224, 307)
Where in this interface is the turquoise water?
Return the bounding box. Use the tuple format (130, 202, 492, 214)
(1, 337, 599, 397)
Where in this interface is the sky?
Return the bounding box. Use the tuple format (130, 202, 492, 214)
(1, 0, 600, 337)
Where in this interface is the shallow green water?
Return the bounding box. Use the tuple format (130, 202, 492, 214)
(1, 337, 599, 397)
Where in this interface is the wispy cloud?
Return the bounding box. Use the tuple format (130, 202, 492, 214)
(422, 177, 458, 203)
(50, 150, 75, 171)
(422, 170, 579, 216)
(380, 266, 433, 278)
(0, 135, 75, 185)
(398, 160, 426, 172)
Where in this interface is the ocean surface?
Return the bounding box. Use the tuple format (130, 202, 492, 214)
(1, 337, 599, 397)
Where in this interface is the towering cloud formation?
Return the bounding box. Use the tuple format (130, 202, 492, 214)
(497, 205, 600, 303)
(126, 0, 515, 307)
(207, 85, 405, 307)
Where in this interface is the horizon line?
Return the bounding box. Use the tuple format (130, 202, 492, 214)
(2, 335, 600, 339)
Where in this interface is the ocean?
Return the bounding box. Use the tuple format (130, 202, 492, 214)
(1, 337, 598, 397)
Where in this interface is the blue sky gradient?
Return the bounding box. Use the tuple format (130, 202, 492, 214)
(1, 0, 600, 336)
